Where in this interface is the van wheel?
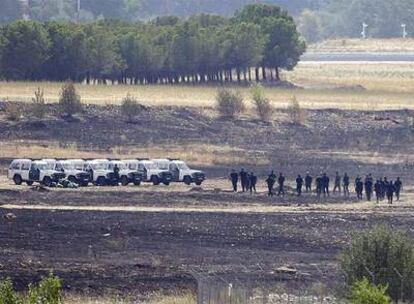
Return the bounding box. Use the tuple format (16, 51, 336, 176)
(43, 176, 52, 187)
(151, 176, 160, 185)
(120, 176, 129, 186)
(96, 177, 106, 186)
(26, 181, 34, 186)
(163, 182, 170, 186)
(13, 175, 23, 185)
(195, 181, 202, 186)
(183, 176, 192, 185)
(80, 181, 89, 187)
(133, 181, 141, 186)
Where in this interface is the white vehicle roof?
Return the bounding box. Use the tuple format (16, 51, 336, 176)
(42, 159, 57, 163)
(11, 159, 32, 163)
(59, 159, 84, 164)
(89, 159, 109, 163)
(33, 160, 48, 165)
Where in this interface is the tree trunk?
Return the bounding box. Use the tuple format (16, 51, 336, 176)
(262, 66, 266, 80)
(255, 67, 260, 82)
(275, 67, 280, 81)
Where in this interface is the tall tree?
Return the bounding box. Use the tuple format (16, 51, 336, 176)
(1, 20, 50, 80)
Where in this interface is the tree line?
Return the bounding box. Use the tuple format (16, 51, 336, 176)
(0, 4, 305, 84)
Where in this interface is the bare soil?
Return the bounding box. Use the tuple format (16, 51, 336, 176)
(0, 102, 414, 298)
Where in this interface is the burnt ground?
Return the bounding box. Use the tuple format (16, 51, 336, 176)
(0, 102, 414, 298)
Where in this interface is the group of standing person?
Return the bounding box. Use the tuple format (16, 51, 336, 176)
(229, 169, 403, 203)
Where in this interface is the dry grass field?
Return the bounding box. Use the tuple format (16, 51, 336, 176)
(65, 292, 196, 304)
(307, 38, 414, 53)
(1, 61, 413, 110)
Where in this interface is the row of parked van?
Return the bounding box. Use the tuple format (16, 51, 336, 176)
(7, 158, 206, 187)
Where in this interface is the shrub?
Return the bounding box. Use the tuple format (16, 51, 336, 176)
(31, 87, 46, 119)
(251, 84, 273, 122)
(351, 278, 390, 304)
(58, 82, 82, 117)
(216, 89, 245, 119)
(28, 272, 62, 304)
(0, 278, 21, 304)
(121, 94, 143, 122)
(4, 101, 22, 121)
(341, 226, 414, 302)
(287, 95, 304, 124)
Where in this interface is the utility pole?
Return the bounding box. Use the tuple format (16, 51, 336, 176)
(402, 24, 408, 39)
(361, 22, 368, 39)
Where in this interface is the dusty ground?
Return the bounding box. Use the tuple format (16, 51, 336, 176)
(0, 102, 413, 299)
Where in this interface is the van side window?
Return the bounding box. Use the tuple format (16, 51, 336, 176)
(11, 162, 20, 170)
(21, 163, 30, 170)
(169, 163, 177, 171)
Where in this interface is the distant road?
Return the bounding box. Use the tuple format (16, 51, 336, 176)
(301, 52, 414, 62)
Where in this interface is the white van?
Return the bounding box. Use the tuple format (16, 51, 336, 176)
(152, 159, 205, 185)
(8, 159, 66, 186)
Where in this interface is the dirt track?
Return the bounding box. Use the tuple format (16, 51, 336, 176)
(1, 178, 414, 295)
(1, 102, 414, 296)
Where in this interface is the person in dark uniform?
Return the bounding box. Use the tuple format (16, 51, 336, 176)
(316, 175, 323, 199)
(266, 171, 276, 197)
(296, 175, 304, 196)
(113, 164, 120, 184)
(277, 173, 285, 196)
(374, 179, 382, 203)
(379, 177, 385, 200)
(249, 172, 257, 194)
(364, 174, 373, 201)
(386, 181, 395, 204)
(343, 173, 350, 197)
(322, 173, 330, 197)
(333, 172, 341, 194)
(383, 177, 389, 201)
(240, 169, 248, 192)
(394, 177, 402, 201)
(355, 176, 363, 200)
(305, 172, 312, 193)
(230, 170, 239, 192)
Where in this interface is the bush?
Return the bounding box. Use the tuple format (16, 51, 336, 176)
(0, 278, 21, 304)
(28, 273, 62, 304)
(251, 84, 273, 122)
(4, 101, 22, 121)
(216, 89, 245, 119)
(58, 82, 82, 117)
(31, 87, 46, 119)
(287, 95, 304, 124)
(341, 226, 414, 302)
(351, 278, 390, 304)
(121, 94, 143, 122)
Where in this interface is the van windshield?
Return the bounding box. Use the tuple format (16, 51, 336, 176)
(157, 162, 169, 170)
(109, 163, 127, 170)
(143, 162, 157, 170)
(91, 162, 109, 170)
(62, 162, 83, 170)
(177, 162, 190, 170)
(34, 163, 48, 170)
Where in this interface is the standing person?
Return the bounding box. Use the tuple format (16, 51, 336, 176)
(322, 173, 330, 197)
(374, 180, 382, 203)
(113, 164, 120, 185)
(305, 172, 313, 193)
(230, 170, 239, 192)
(394, 177, 402, 201)
(386, 181, 395, 204)
(343, 173, 350, 197)
(333, 172, 341, 194)
(379, 178, 385, 200)
(240, 169, 248, 192)
(316, 175, 323, 200)
(364, 174, 373, 201)
(266, 171, 276, 197)
(296, 175, 304, 196)
(277, 173, 285, 196)
(249, 172, 257, 194)
(355, 176, 363, 200)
